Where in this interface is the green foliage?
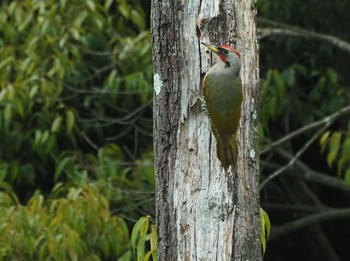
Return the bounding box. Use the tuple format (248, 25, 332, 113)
(131, 216, 157, 261)
(320, 128, 350, 186)
(261, 69, 287, 128)
(0, 0, 153, 195)
(0, 0, 154, 259)
(0, 183, 131, 260)
(260, 64, 349, 141)
(260, 61, 350, 148)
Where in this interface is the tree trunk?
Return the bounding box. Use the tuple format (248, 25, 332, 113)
(151, 0, 261, 260)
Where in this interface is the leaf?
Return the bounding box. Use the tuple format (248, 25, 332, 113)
(4, 104, 12, 126)
(107, 70, 118, 88)
(14, 99, 24, 118)
(131, 216, 149, 251)
(99, 237, 110, 257)
(67, 187, 83, 200)
(150, 224, 157, 260)
(59, 34, 68, 49)
(282, 67, 295, 87)
(54, 157, 72, 182)
(327, 132, 341, 167)
(137, 237, 146, 261)
(118, 251, 132, 261)
(51, 116, 63, 133)
(29, 85, 39, 99)
(41, 130, 50, 144)
(326, 68, 338, 84)
(0, 56, 14, 70)
(59, 0, 67, 9)
(39, 243, 48, 261)
(118, 0, 130, 19)
(66, 110, 75, 135)
(18, 11, 33, 31)
(70, 28, 81, 40)
(341, 138, 350, 157)
(7, 1, 17, 15)
(86, 0, 96, 11)
(337, 157, 346, 177)
(28, 195, 44, 215)
(345, 169, 350, 188)
(327, 150, 338, 168)
(260, 213, 266, 254)
(319, 131, 330, 153)
(45, 134, 56, 155)
(261, 208, 271, 241)
(144, 250, 156, 261)
(260, 208, 270, 255)
(73, 11, 88, 28)
(33, 130, 42, 151)
(131, 9, 145, 30)
(139, 216, 150, 238)
(71, 169, 87, 187)
(105, 0, 114, 10)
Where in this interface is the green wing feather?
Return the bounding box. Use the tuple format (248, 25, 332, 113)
(203, 75, 242, 170)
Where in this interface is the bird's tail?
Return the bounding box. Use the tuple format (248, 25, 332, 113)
(216, 135, 238, 170)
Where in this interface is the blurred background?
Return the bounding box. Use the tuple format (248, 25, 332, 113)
(0, 0, 349, 260)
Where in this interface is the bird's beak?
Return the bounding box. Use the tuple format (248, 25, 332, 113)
(201, 42, 220, 55)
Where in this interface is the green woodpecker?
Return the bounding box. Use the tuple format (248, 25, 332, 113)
(201, 42, 242, 170)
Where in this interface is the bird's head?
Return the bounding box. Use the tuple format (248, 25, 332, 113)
(201, 42, 240, 68)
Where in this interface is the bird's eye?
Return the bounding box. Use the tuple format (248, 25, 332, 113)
(223, 49, 228, 54)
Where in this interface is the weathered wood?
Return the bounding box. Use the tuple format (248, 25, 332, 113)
(152, 0, 261, 260)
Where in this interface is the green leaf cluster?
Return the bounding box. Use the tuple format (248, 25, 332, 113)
(260, 64, 349, 143)
(320, 129, 350, 187)
(0, 0, 155, 259)
(131, 216, 157, 261)
(0, 184, 131, 260)
(0, 0, 153, 195)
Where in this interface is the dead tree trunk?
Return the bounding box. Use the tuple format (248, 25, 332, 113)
(151, 0, 261, 260)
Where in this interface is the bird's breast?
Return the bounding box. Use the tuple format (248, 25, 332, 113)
(204, 70, 242, 116)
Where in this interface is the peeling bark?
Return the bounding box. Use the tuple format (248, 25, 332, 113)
(152, 0, 261, 260)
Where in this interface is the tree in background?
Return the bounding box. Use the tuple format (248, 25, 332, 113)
(0, 0, 154, 259)
(258, 1, 350, 260)
(0, 0, 153, 198)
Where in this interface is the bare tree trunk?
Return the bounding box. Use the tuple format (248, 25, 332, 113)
(151, 0, 261, 260)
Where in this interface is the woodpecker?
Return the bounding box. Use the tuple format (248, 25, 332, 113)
(201, 42, 242, 170)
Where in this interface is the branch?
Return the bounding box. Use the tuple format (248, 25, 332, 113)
(270, 208, 350, 241)
(260, 122, 331, 190)
(263, 203, 331, 214)
(276, 148, 350, 192)
(261, 105, 350, 154)
(262, 156, 349, 193)
(258, 18, 350, 53)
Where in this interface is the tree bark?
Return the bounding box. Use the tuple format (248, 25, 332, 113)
(151, 0, 261, 260)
